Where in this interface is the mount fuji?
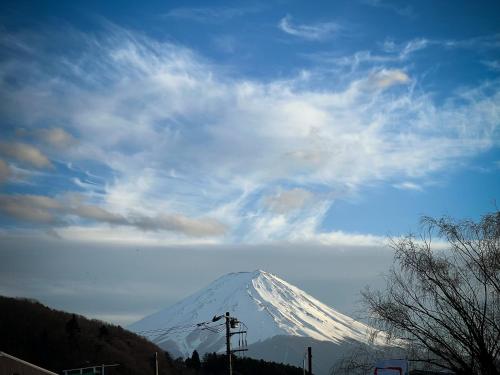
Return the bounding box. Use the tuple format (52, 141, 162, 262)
(128, 270, 386, 374)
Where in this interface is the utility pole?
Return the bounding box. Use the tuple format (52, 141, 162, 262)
(307, 346, 312, 375)
(155, 351, 158, 375)
(225, 312, 232, 375)
(211, 312, 246, 375)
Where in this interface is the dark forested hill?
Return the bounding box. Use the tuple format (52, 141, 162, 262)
(0, 295, 178, 374)
(0, 296, 306, 375)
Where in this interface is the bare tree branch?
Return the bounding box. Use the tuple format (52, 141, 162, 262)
(361, 211, 500, 375)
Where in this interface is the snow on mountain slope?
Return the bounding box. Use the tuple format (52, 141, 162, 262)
(128, 270, 380, 357)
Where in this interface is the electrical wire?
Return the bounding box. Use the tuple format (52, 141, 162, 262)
(136, 322, 225, 337)
(136, 314, 249, 360)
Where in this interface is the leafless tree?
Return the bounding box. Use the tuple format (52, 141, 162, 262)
(362, 211, 500, 375)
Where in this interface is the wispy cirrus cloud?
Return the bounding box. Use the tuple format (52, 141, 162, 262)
(367, 68, 410, 88)
(303, 34, 500, 75)
(381, 38, 429, 57)
(442, 33, 500, 50)
(0, 25, 499, 244)
(304, 38, 429, 68)
(278, 15, 339, 41)
(165, 5, 263, 23)
(393, 182, 423, 192)
(482, 60, 500, 72)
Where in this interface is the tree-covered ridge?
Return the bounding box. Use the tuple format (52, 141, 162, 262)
(0, 296, 305, 375)
(0, 296, 177, 374)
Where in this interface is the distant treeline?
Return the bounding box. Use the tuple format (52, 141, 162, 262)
(0, 296, 304, 375)
(183, 351, 305, 375)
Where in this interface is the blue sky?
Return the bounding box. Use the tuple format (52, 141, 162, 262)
(0, 0, 499, 323)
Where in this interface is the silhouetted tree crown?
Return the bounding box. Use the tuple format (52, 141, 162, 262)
(363, 211, 500, 375)
(65, 314, 80, 339)
(191, 350, 201, 371)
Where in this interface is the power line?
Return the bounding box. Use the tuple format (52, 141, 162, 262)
(136, 322, 225, 336)
(136, 313, 249, 375)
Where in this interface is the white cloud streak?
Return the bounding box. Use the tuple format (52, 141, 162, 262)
(368, 68, 410, 88)
(305, 38, 429, 68)
(165, 6, 262, 23)
(393, 182, 423, 191)
(306, 34, 500, 69)
(278, 15, 339, 41)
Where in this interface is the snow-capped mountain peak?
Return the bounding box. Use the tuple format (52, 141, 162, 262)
(129, 270, 377, 357)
